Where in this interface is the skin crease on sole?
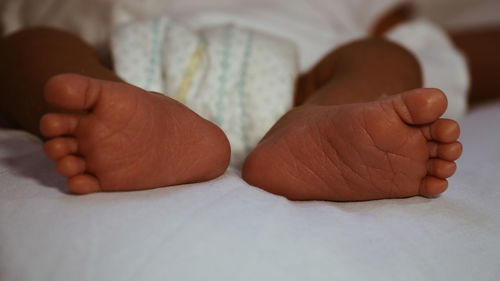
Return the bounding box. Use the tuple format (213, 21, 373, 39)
(242, 88, 461, 201)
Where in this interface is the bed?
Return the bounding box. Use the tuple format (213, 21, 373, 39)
(1, 0, 500, 280)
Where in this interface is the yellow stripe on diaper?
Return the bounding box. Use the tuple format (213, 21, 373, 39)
(175, 42, 206, 103)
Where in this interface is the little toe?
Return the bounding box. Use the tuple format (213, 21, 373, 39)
(420, 176, 448, 197)
(428, 141, 462, 161)
(427, 159, 457, 178)
(392, 88, 447, 125)
(56, 155, 86, 178)
(44, 74, 102, 111)
(420, 119, 460, 143)
(40, 113, 80, 138)
(68, 174, 101, 194)
(44, 137, 78, 160)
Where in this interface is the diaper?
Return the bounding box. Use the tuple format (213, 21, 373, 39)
(111, 17, 297, 168)
(386, 18, 470, 120)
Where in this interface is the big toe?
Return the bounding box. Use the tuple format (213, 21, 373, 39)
(392, 88, 448, 125)
(44, 73, 102, 111)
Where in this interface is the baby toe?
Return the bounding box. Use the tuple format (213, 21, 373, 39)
(40, 113, 81, 137)
(427, 159, 457, 178)
(427, 141, 463, 161)
(44, 137, 78, 160)
(438, 141, 462, 161)
(435, 119, 460, 142)
(56, 155, 86, 177)
(68, 174, 101, 194)
(425, 119, 460, 143)
(420, 176, 448, 197)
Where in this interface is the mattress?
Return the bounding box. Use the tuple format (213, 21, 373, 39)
(1, 102, 500, 280)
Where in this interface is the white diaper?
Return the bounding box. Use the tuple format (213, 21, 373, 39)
(111, 17, 297, 168)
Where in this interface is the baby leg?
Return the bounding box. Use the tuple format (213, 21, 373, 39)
(452, 27, 500, 105)
(243, 38, 461, 201)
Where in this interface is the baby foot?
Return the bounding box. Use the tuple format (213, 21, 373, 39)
(242, 88, 461, 201)
(40, 74, 230, 194)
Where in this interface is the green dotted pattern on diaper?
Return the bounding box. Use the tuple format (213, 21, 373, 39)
(215, 26, 234, 127)
(237, 31, 255, 154)
(111, 17, 174, 93)
(144, 19, 162, 90)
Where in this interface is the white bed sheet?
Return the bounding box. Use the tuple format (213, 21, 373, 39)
(1, 103, 500, 281)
